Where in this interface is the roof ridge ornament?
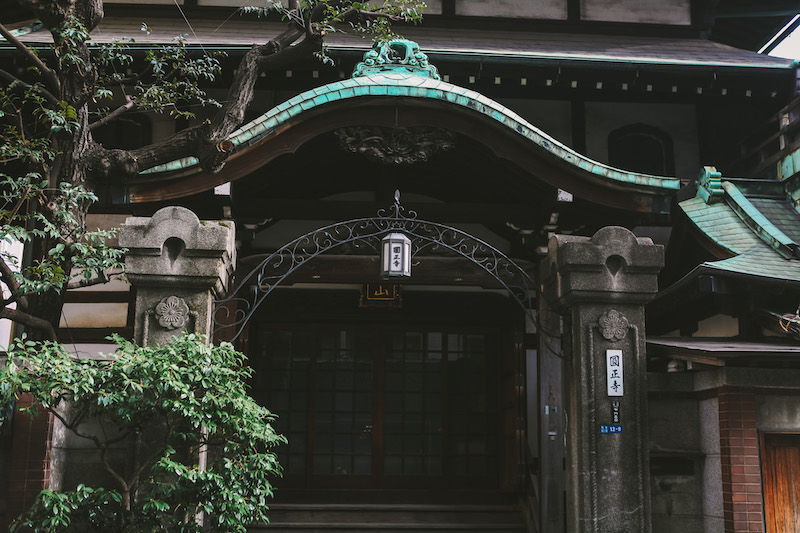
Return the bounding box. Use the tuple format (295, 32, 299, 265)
(697, 166, 724, 204)
(352, 39, 440, 79)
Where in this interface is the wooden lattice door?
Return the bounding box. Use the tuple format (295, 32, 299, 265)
(762, 433, 800, 533)
(249, 325, 503, 490)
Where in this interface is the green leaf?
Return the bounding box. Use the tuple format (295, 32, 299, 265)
(2, 334, 283, 531)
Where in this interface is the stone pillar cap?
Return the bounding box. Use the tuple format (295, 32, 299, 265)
(541, 226, 664, 309)
(120, 206, 235, 295)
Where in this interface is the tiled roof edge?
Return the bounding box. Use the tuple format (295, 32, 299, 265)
(653, 262, 799, 309)
(1, 21, 44, 40)
(139, 73, 681, 193)
(721, 181, 799, 259)
(677, 196, 738, 256)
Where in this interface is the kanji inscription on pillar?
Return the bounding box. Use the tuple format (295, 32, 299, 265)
(606, 349, 624, 396)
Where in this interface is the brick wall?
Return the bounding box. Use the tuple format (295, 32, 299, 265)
(718, 386, 763, 533)
(4, 394, 53, 529)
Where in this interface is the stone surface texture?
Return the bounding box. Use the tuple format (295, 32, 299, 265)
(120, 206, 235, 346)
(541, 226, 663, 533)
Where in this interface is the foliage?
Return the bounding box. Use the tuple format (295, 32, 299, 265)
(0, 333, 285, 532)
(0, 1, 424, 528)
(1, 26, 125, 336)
(95, 31, 225, 120)
(0, 173, 125, 292)
(0, 0, 426, 337)
(245, 0, 427, 64)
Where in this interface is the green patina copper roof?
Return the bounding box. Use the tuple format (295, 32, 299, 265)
(703, 247, 800, 284)
(679, 166, 800, 283)
(680, 196, 763, 256)
(749, 197, 800, 242)
(140, 41, 680, 194)
(721, 181, 799, 259)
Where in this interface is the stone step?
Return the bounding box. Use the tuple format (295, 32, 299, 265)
(252, 524, 525, 532)
(265, 503, 523, 524)
(252, 503, 525, 532)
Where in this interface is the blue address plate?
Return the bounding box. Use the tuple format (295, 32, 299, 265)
(600, 425, 622, 433)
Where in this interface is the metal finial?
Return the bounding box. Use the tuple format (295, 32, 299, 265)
(394, 189, 401, 204)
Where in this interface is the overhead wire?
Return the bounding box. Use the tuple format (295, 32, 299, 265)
(173, 0, 209, 55)
(211, 1, 252, 36)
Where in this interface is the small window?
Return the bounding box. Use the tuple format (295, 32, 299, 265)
(608, 123, 674, 176)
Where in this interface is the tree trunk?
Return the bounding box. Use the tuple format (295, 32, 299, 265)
(8, 1, 322, 335)
(25, 291, 66, 342)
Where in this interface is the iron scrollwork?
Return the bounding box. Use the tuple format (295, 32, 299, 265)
(213, 191, 536, 341)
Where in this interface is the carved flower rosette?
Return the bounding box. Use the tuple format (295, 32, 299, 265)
(155, 296, 190, 330)
(598, 309, 629, 341)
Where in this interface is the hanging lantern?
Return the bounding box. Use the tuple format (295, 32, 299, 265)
(381, 232, 411, 278)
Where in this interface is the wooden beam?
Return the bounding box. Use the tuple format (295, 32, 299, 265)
(64, 290, 132, 304)
(235, 254, 537, 289)
(662, 353, 726, 367)
(232, 199, 543, 225)
(711, 5, 800, 18)
(56, 327, 133, 343)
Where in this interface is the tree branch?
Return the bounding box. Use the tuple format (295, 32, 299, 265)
(340, 8, 403, 22)
(48, 405, 112, 448)
(0, 68, 60, 106)
(0, 22, 61, 95)
(48, 406, 74, 432)
(89, 97, 135, 131)
(46, 403, 129, 498)
(0, 183, 32, 226)
(89, 123, 210, 180)
(100, 443, 131, 502)
(68, 403, 92, 430)
(0, 307, 58, 341)
(129, 412, 174, 491)
(88, 21, 315, 180)
(107, 63, 153, 87)
(6, 287, 57, 307)
(49, 406, 97, 443)
(256, 32, 322, 69)
(0, 305, 55, 340)
(0, 248, 27, 311)
(195, 24, 312, 172)
(100, 428, 133, 448)
(65, 270, 109, 289)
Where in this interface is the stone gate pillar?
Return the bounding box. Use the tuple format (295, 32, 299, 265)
(119, 206, 235, 346)
(540, 226, 663, 533)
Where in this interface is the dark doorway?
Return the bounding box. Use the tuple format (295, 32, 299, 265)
(251, 324, 500, 490)
(246, 289, 522, 492)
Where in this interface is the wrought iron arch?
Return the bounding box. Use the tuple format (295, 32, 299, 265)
(213, 192, 536, 340)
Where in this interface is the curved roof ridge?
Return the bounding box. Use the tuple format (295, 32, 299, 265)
(721, 181, 800, 259)
(139, 72, 680, 193)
